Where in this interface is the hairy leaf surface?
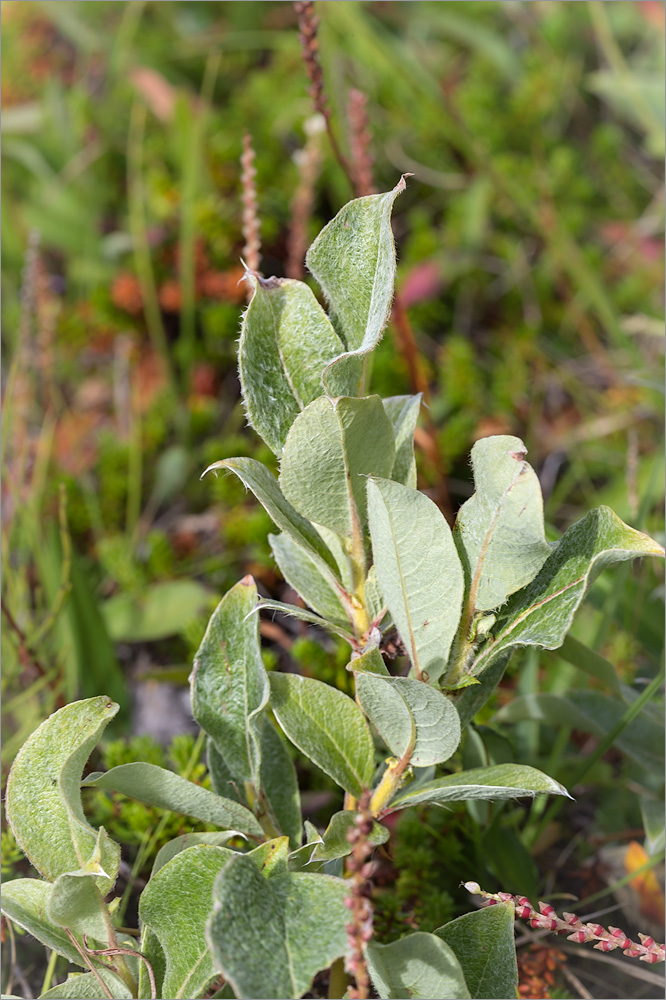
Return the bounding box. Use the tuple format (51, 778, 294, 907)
(0, 880, 86, 966)
(367, 478, 464, 683)
(269, 532, 351, 627)
(306, 178, 406, 396)
(239, 275, 344, 454)
(258, 717, 302, 849)
(388, 764, 570, 812)
(280, 395, 395, 535)
(207, 853, 348, 999)
(191, 577, 268, 785)
(357, 673, 461, 766)
(383, 393, 421, 488)
(6, 698, 120, 890)
(454, 436, 551, 612)
(82, 763, 262, 836)
(471, 507, 664, 676)
(365, 932, 471, 1000)
(435, 903, 517, 1000)
(40, 971, 133, 999)
(269, 673, 374, 796)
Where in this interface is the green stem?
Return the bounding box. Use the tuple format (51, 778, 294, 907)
(328, 956, 349, 999)
(41, 949, 58, 996)
(370, 750, 412, 817)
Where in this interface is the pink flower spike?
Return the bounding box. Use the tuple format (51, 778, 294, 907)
(638, 934, 655, 947)
(538, 901, 555, 916)
(568, 930, 590, 943)
(562, 912, 581, 926)
(641, 952, 661, 964)
(594, 940, 618, 952)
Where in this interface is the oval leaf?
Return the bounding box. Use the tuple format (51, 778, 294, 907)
(269, 673, 375, 796)
(40, 970, 133, 999)
(357, 673, 461, 766)
(306, 177, 406, 396)
(435, 902, 518, 1000)
(269, 532, 352, 628)
(6, 697, 120, 890)
(383, 393, 422, 488)
(239, 275, 345, 454)
(366, 932, 471, 1000)
(389, 764, 571, 813)
(140, 845, 234, 1000)
(258, 718, 302, 850)
(191, 576, 268, 785)
(82, 763, 263, 837)
(279, 395, 395, 536)
(454, 436, 551, 613)
(367, 477, 464, 683)
(207, 853, 349, 1000)
(1, 879, 86, 967)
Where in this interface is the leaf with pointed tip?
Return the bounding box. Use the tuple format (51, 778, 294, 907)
(191, 577, 269, 785)
(388, 764, 570, 813)
(350, 647, 390, 676)
(207, 853, 349, 1000)
(269, 532, 351, 628)
(47, 871, 109, 941)
(383, 394, 422, 488)
(471, 507, 664, 677)
(435, 902, 518, 1000)
(6, 698, 120, 891)
(364, 565, 387, 623)
(40, 970, 133, 999)
(453, 652, 512, 729)
(139, 845, 233, 1000)
(206, 738, 242, 802)
(269, 673, 375, 796)
(202, 457, 338, 575)
(255, 598, 356, 644)
(1, 879, 87, 966)
(82, 763, 263, 837)
(258, 717, 302, 849)
(365, 932, 471, 1000)
(310, 811, 389, 863)
(306, 178, 406, 396)
(367, 478, 464, 684)
(239, 275, 345, 454)
(454, 436, 552, 613)
(280, 395, 395, 535)
(356, 673, 461, 766)
(494, 691, 664, 771)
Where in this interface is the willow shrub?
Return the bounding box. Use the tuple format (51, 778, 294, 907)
(3, 179, 662, 1000)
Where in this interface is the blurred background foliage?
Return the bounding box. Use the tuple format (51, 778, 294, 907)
(1, 3, 664, 997)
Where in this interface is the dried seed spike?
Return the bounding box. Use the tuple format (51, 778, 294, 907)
(241, 132, 261, 279)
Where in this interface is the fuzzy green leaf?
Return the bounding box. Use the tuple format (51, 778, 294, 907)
(269, 673, 375, 796)
(239, 275, 345, 454)
(258, 718, 302, 850)
(306, 177, 406, 396)
(471, 507, 664, 676)
(269, 532, 352, 628)
(454, 436, 552, 613)
(82, 763, 263, 837)
(191, 577, 268, 785)
(47, 870, 109, 940)
(152, 832, 241, 875)
(383, 394, 422, 488)
(356, 673, 461, 766)
(202, 457, 338, 575)
(101, 579, 210, 643)
(40, 971, 133, 999)
(255, 598, 356, 644)
(389, 764, 570, 812)
(309, 810, 389, 863)
(367, 478, 464, 684)
(140, 845, 233, 1000)
(1, 879, 86, 967)
(365, 932, 471, 1000)
(6, 698, 120, 891)
(435, 902, 518, 1000)
(206, 739, 242, 802)
(279, 395, 395, 535)
(207, 853, 349, 1000)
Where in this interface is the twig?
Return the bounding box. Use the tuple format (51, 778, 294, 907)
(344, 791, 375, 999)
(241, 132, 261, 283)
(83, 935, 157, 1000)
(293, 1, 352, 185)
(64, 928, 114, 1000)
(346, 89, 375, 197)
(1, 597, 49, 678)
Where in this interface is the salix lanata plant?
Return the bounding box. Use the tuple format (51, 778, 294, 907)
(2, 179, 663, 1000)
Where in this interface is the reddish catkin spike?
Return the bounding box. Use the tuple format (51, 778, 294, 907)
(293, 1, 351, 182)
(240, 132, 261, 278)
(286, 114, 325, 280)
(344, 792, 376, 1000)
(346, 88, 376, 197)
(464, 882, 665, 964)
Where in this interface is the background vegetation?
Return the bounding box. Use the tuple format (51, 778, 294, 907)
(2, 2, 664, 998)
